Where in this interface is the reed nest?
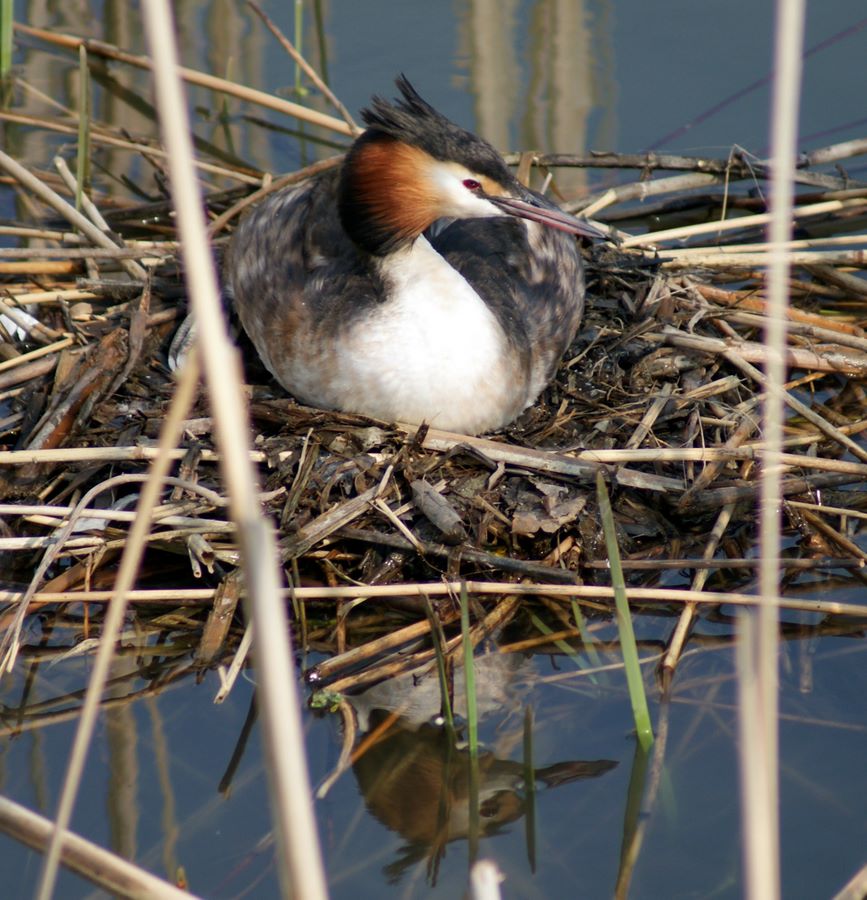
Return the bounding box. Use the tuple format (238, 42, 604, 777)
(2, 23, 867, 728)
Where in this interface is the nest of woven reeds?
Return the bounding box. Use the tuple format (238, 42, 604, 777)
(2, 22, 867, 723)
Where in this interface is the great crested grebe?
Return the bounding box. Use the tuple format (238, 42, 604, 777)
(227, 76, 602, 435)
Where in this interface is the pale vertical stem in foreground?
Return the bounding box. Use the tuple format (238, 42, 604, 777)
(742, 1, 805, 897)
(140, 4, 327, 900)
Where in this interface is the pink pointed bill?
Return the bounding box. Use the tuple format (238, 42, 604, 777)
(488, 195, 607, 241)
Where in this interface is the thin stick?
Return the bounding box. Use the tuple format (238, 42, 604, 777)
(721, 348, 867, 465)
(0, 148, 147, 281)
(0, 502, 217, 522)
(0, 109, 263, 184)
(246, 1, 360, 135)
(214, 621, 254, 704)
(799, 509, 867, 562)
(575, 172, 725, 213)
(744, 2, 806, 896)
(0, 246, 172, 259)
(661, 503, 735, 684)
(656, 326, 867, 377)
(75, 44, 90, 209)
(207, 155, 341, 234)
(6, 441, 867, 480)
(620, 198, 865, 249)
(655, 232, 867, 256)
(0, 338, 74, 373)
(659, 249, 867, 268)
(0, 795, 200, 899)
(803, 137, 867, 167)
(15, 22, 353, 137)
(139, 6, 327, 899)
(624, 382, 673, 449)
(55, 156, 112, 236)
(5, 581, 867, 618)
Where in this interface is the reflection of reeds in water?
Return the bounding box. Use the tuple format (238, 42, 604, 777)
(1, 2, 867, 898)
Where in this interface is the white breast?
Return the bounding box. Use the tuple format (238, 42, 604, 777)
(311, 237, 526, 434)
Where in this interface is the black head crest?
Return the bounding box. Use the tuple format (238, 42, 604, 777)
(359, 75, 513, 186)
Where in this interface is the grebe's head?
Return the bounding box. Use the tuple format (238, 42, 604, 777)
(338, 76, 603, 256)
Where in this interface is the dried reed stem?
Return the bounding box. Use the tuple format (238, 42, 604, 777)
(15, 21, 353, 136)
(0, 148, 147, 281)
(3, 582, 865, 619)
(741, 1, 806, 896)
(140, 4, 327, 898)
(246, 0, 360, 135)
(0, 796, 200, 899)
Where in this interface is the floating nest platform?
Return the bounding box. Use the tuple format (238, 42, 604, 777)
(2, 26, 867, 723)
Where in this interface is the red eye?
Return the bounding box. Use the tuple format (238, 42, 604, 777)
(463, 178, 482, 191)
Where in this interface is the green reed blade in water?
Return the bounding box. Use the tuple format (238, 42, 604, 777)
(424, 596, 455, 730)
(571, 598, 605, 671)
(523, 705, 537, 872)
(0, 0, 12, 82)
(615, 738, 652, 898)
(217, 58, 237, 157)
(460, 583, 482, 862)
(312, 0, 329, 86)
(596, 472, 654, 750)
(529, 611, 597, 682)
(76, 44, 91, 210)
(293, 0, 308, 97)
(460, 581, 478, 757)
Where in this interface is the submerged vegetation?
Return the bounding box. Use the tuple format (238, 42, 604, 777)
(0, 7, 866, 899)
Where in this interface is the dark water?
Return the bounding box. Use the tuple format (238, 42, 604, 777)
(2, 2, 867, 898)
(2, 614, 865, 898)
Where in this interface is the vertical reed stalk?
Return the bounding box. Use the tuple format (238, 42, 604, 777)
(312, 0, 329, 85)
(739, 0, 805, 895)
(293, 0, 306, 96)
(140, 3, 327, 898)
(75, 44, 91, 211)
(0, 0, 12, 81)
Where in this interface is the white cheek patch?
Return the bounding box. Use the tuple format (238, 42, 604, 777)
(430, 165, 503, 220)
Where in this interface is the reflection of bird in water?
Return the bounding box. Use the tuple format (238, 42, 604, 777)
(352, 711, 617, 885)
(227, 76, 603, 435)
(347, 645, 529, 732)
(337, 652, 616, 884)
